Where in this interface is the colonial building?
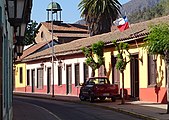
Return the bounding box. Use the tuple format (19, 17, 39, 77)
(14, 1, 89, 94)
(14, 2, 169, 103)
(36, 2, 89, 44)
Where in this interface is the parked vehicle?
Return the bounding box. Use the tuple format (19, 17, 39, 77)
(79, 77, 118, 102)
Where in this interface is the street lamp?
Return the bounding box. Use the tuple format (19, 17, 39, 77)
(7, 0, 26, 26)
(7, 0, 27, 57)
(47, 0, 62, 97)
(15, 23, 27, 57)
(51, 0, 55, 97)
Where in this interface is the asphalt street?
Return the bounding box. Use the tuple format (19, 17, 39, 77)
(13, 96, 142, 120)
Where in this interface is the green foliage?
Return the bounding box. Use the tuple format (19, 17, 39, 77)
(112, 40, 131, 72)
(81, 41, 105, 73)
(144, 23, 169, 58)
(128, 0, 169, 24)
(24, 20, 38, 45)
(78, 0, 121, 36)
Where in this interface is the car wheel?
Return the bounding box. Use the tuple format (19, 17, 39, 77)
(111, 96, 116, 102)
(89, 96, 94, 103)
(79, 94, 86, 101)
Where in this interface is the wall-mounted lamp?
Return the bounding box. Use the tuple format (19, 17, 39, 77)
(153, 54, 158, 62)
(14, 23, 27, 57)
(7, 0, 26, 26)
(138, 55, 143, 64)
(40, 62, 44, 68)
(15, 67, 18, 75)
(13, 65, 16, 71)
(58, 59, 65, 70)
(58, 59, 62, 66)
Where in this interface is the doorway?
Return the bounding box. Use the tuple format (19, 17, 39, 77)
(130, 54, 139, 100)
(47, 67, 51, 93)
(112, 56, 120, 92)
(66, 65, 72, 94)
(31, 69, 35, 92)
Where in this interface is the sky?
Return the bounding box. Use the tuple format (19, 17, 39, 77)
(31, 0, 130, 24)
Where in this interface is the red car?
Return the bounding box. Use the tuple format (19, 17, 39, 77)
(79, 77, 118, 102)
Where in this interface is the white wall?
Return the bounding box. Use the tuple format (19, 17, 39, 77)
(26, 57, 91, 86)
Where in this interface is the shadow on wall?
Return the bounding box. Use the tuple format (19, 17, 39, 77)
(161, 91, 167, 104)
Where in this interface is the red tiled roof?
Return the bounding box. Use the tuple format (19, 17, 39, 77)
(22, 15, 169, 62)
(53, 32, 89, 38)
(17, 40, 53, 61)
(41, 22, 88, 32)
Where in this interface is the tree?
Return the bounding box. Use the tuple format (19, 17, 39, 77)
(144, 23, 169, 113)
(78, 0, 121, 36)
(82, 41, 105, 77)
(112, 40, 132, 104)
(24, 20, 38, 45)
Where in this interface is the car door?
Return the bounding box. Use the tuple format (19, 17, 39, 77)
(81, 80, 94, 97)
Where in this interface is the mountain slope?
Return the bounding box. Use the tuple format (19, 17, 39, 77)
(121, 0, 161, 16)
(75, 0, 161, 24)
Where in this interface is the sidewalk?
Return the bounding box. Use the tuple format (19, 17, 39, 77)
(13, 92, 169, 120)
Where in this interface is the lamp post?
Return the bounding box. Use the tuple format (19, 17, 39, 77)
(47, 0, 62, 97)
(51, 0, 55, 97)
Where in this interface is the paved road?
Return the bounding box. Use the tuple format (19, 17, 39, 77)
(13, 96, 141, 120)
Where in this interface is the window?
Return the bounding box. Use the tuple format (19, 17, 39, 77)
(75, 64, 80, 86)
(112, 56, 120, 84)
(83, 63, 89, 83)
(37, 68, 44, 89)
(58, 66, 62, 86)
(148, 55, 156, 86)
(41, 31, 44, 39)
(19, 67, 23, 83)
(27, 69, 30, 85)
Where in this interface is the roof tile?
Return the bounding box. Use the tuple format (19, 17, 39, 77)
(23, 15, 169, 61)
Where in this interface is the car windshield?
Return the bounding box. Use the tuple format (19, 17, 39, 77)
(87, 78, 109, 85)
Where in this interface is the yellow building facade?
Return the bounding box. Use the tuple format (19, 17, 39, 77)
(103, 42, 167, 103)
(14, 63, 27, 91)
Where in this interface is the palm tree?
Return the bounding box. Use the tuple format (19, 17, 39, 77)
(78, 0, 121, 36)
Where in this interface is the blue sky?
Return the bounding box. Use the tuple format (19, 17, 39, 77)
(31, 0, 130, 24)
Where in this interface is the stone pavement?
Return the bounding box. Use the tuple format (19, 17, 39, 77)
(13, 92, 169, 120)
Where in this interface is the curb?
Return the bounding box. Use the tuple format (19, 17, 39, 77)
(14, 93, 159, 120)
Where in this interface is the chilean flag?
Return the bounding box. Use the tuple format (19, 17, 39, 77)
(113, 16, 129, 32)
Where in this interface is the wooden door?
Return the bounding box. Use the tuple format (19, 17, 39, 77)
(47, 67, 51, 93)
(66, 65, 72, 94)
(130, 54, 139, 100)
(31, 69, 35, 92)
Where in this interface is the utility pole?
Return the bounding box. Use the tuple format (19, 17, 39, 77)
(51, 0, 55, 97)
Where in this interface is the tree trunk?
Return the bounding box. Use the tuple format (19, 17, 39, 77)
(103, 64, 107, 76)
(91, 69, 95, 77)
(165, 51, 169, 114)
(121, 70, 125, 104)
(166, 62, 169, 114)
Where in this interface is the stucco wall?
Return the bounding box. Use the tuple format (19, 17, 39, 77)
(15, 63, 26, 88)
